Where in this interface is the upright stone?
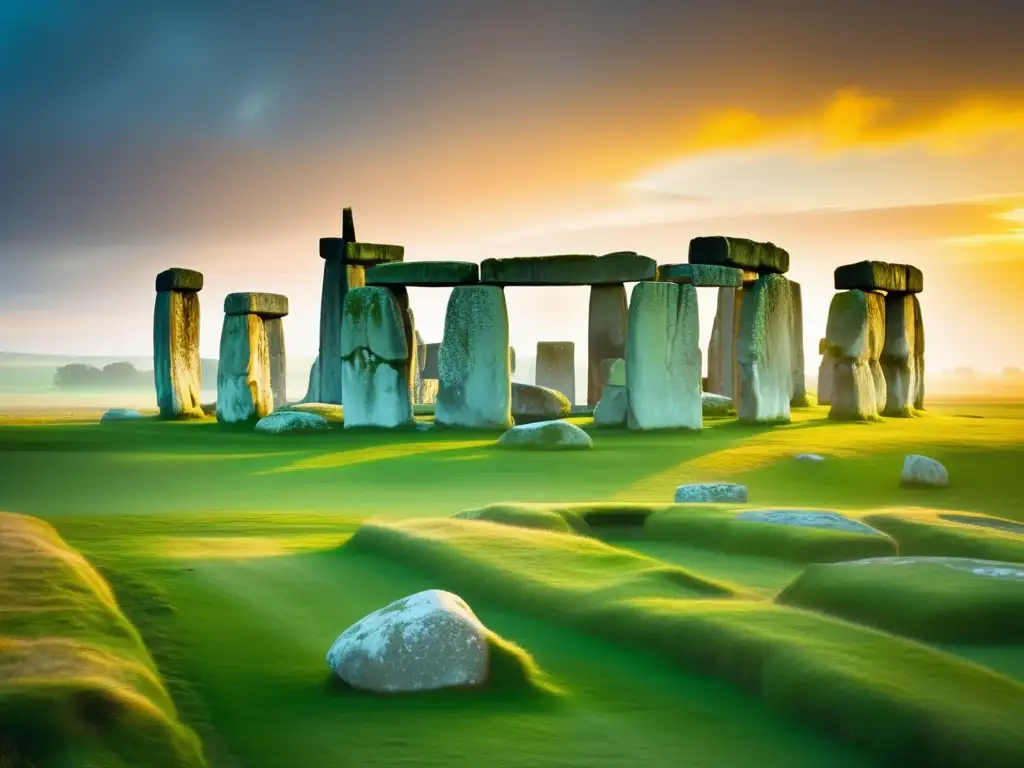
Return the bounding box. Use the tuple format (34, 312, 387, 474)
(422, 343, 440, 379)
(303, 356, 321, 403)
(217, 313, 272, 423)
(817, 337, 835, 405)
(264, 318, 287, 409)
(536, 341, 575, 405)
(587, 284, 627, 406)
(826, 290, 885, 421)
(913, 294, 926, 411)
(435, 286, 512, 429)
(153, 268, 204, 420)
(625, 282, 701, 430)
(317, 208, 360, 405)
(340, 287, 414, 428)
(881, 293, 918, 417)
(789, 280, 808, 406)
(707, 287, 741, 398)
(737, 274, 794, 424)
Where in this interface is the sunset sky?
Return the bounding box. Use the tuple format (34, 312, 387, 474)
(2, 0, 1023, 374)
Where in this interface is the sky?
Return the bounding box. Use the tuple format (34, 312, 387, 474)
(2, 0, 1023, 374)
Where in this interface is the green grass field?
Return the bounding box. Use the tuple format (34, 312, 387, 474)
(1, 399, 1023, 766)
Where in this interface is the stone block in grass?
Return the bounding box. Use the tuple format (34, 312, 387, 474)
(778, 556, 1024, 644)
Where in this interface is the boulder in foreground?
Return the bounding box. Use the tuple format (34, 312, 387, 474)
(326, 590, 489, 693)
(511, 382, 571, 423)
(497, 419, 593, 450)
(255, 410, 331, 434)
(100, 408, 144, 422)
(901, 455, 949, 488)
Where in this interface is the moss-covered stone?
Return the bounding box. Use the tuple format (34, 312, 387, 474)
(480, 252, 656, 286)
(217, 313, 273, 424)
(658, 263, 744, 287)
(737, 274, 793, 424)
(345, 241, 405, 266)
(688, 236, 790, 274)
(153, 289, 203, 419)
(834, 261, 919, 293)
(511, 382, 570, 423)
(789, 280, 807, 406)
(365, 260, 479, 286)
(263, 317, 287, 410)
(340, 287, 408, 361)
(155, 267, 204, 292)
(223, 292, 289, 319)
(496, 419, 593, 450)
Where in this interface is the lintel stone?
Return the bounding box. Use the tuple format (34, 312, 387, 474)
(479, 251, 657, 286)
(155, 267, 203, 293)
(658, 263, 744, 287)
(346, 242, 405, 266)
(365, 260, 479, 287)
(835, 261, 923, 293)
(688, 236, 790, 274)
(224, 292, 289, 319)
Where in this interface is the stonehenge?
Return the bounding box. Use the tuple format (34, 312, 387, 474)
(153, 268, 204, 419)
(737, 274, 794, 424)
(217, 292, 289, 424)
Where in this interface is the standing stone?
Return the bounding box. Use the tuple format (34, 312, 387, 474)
(536, 341, 576, 405)
(881, 293, 918, 417)
(264, 318, 287, 409)
(302, 356, 320, 403)
(587, 284, 627, 405)
(826, 290, 885, 421)
(913, 295, 926, 411)
(317, 208, 360, 405)
(817, 337, 835, 405)
(436, 286, 512, 429)
(707, 287, 741, 398)
(217, 314, 272, 423)
(422, 343, 440, 379)
(340, 287, 413, 428)
(153, 269, 204, 419)
(789, 280, 809, 406)
(737, 274, 794, 424)
(625, 282, 701, 430)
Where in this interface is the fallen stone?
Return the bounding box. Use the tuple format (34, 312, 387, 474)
(795, 453, 826, 462)
(674, 483, 748, 503)
(834, 261, 909, 292)
(255, 410, 331, 434)
(155, 267, 203, 293)
(479, 252, 657, 286)
(100, 408, 143, 422)
(626, 282, 702, 430)
(587, 284, 627, 405)
(688, 236, 789, 274)
(593, 384, 628, 426)
(901, 455, 949, 488)
(535, 341, 575, 405)
(511, 382, 570, 423)
(789, 280, 808, 406)
(365, 260, 479, 287)
(497, 419, 593, 450)
(217, 313, 272, 423)
(340, 287, 413, 428)
(657, 263, 744, 287)
(737, 274, 793, 424)
(736, 509, 882, 535)
(436, 285, 512, 429)
(701, 391, 734, 417)
(343, 241, 405, 266)
(283, 402, 344, 423)
(223, 292, 289, 319)
(154, 287, 203, 419)
(326, 590, 489, 693)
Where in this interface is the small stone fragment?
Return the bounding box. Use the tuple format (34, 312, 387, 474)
(100, 408, 143, 422)
(674, 483, 748, 503)
(901, 455, 949, 488)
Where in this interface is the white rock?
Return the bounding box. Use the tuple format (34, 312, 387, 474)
(326, 590, 489, 693)
(901, 455, 949, 488)
(625, 282, 702, 430)
(674, 483, 748, 503)
(217, 313, 273, 423)
(795, 453, 826, 462)
(254, 410, 330, 434)
(497, 419, 593, 450)
(100, 408, 143, 422)
(701, 391, 733, 417)
(736, 509, 882, 535)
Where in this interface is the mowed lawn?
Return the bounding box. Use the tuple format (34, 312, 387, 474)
(1, 400, 1023, 767)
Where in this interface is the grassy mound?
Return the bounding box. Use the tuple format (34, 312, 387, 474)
(864, 508, 1024, 563)
(347, 517, 1024, 767)
(453, 503, 584, 534)
(778, 557, 1024, 644)
(0, 512, 205, 768)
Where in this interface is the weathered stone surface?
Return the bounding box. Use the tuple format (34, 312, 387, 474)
(835, 261, 923, 293)
(254, 410, 330, 434)
(674, 483, 748, 503)
(422, 343, 440, 379)
(155, 267, 203, 293)
(829, 361, 877, 422)
(223, 292, 289, 319)
(345, 241, 405, 266)
(789, 281, 808, 406)
(901, 455, 948, 488)
(479, 252, 657, 286)
(817, 351, 835, 404)
(497, 420, 593, 450)
(913, 295, 926, 410)
(154, 289, 203, 419)
(706, 287, 741, 397)
(536, 341, 575, 405)
(625, 282, 702, 430)
(340, 287, 413, 428)
(217, 313, 273, 423)
(100, 408, 143, 422)
(587, 284, 627, 405)
(436, 286, 512, 429)
(417, 378, 439, 405)
(511, 382, 570, 423)
(737, 274, 793, 424)
(736, 509, 883, 535)
(282, 402, 344, 423)
(365, 261, 479, 287)
(688, 236, 789, 274)
(263, 317, 287, 410)
(870, 360, 887, 414)
(905, 264, 924, 294)
(607, 358, 626, 387)
(825, 290, 885, 421)
(302, 356, 321, 403)
(881, 293, 917, 417)
(657, 263, 744, 287)
(593, 384, 627, 426)
(701, 392, 734, 417)
(318, 257, 365, 405)
(326, 590, 489, 693)
(415, 331, 426, 373)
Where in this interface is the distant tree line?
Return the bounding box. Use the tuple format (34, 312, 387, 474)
(53, 360, 219, 389)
